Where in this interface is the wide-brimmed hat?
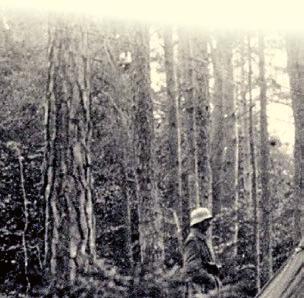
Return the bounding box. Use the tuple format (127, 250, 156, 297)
(190, 207, 213, 226)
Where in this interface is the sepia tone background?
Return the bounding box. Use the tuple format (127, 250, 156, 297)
(0, 1, 303, 297)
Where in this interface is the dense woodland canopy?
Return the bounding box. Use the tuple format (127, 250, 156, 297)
(0, 9, 303, 297)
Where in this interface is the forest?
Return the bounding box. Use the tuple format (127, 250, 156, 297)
(0, 5, 303, 298)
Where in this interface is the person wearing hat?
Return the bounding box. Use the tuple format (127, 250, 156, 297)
(184, 207, 221, 297)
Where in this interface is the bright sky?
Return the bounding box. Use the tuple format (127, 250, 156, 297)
(268, 103, 294, 152)
(2, 0, 304, 30)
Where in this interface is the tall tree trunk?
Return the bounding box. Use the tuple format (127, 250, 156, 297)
(43, 17, 96, 286)
(219, 34, 238, 212)
(132, 25, 164, 271)
(163, 28, 183, 264)
(178, 29, 212, 239)
(128, 86, 142, 270)
(191, 31, 212, 210)
(258, 32, 273, 285)
(107, 24, 135, 274)
(181, 32, 200, 209)
(177, 29, 191, 242)
(121, 120, 140, 269)
(248, 34, 261, 291)
(235, 37, 248, 259)
(286, 35, 304, 244)
(113, 24, 140, 271)
(210, 39, 225, 217)
(213, 33, 239, 254)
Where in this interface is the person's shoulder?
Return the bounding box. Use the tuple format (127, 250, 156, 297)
(185, 232, 198, 245)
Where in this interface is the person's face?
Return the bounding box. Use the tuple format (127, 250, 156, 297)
(197, 219, 212, 232)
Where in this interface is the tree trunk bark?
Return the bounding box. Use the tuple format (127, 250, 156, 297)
(286, 35, 304, 244)
(163, 28, 183, 264)
(43, 17, 96, 287)
(210, 39, 225, 217)
(219, 34, 237, 212)
(258, 32, 273, 285)
(132, 25, 164, 271)
(248, 34, 261, 292)
(191, 32, 212, 210)
(177, 28, 191, 242)
(181, 31, 200, 209)
(235, 37, 248, 259)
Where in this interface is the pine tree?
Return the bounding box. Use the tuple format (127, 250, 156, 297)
(180, 30, 200, 209)
(235, 36, 248, 259)
(258, 32, 273, 284)
(286, 35, 304, 244)
(131, 25, 164, 271)
(163, 28, 183, 264)
(248, 34, 261, 291)
(191, 31, 212, 210)
(210, 37, 225, 216)
(43, 17, 96, 286)
(177, 28, 191, 241)
(219, 34, 237, 212)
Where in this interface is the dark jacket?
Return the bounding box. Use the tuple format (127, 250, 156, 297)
(184, 229, 220, 295)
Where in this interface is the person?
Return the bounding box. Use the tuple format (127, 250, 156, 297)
(184, 207, 221, 298)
